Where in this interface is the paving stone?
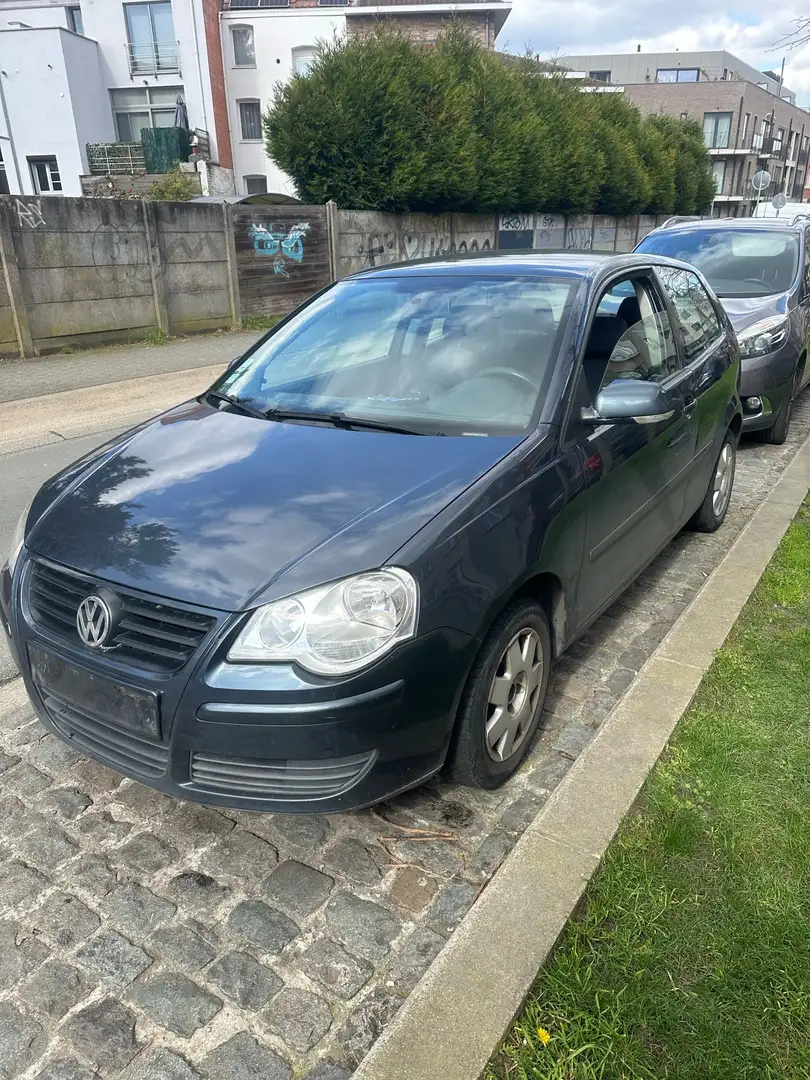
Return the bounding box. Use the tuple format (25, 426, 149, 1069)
(115, 833, 178, 876)
(265, 988, 333, 1052)
(166, 872, 231, 918)
(111, 782, 175, 820)
(69, 759, 123, 796)
(0, 919, 50, 986)
(33, 1058, 99, 1080)
(323, 838, 383, 885)
(75, 811, 132, 846)
(39, 788, 93, 821)
(497, 789, 547, 835)
(149, 924, 217, 970)
(202, 1032, 291, 1080)
(0, 749, 20, 773)
(326, 894, 401, 961)
(31, 891, 100, 948)
(26, 736, 82, 773)
(387, 927, 444, 992)
(163, 803, 235, 845)
(201, 830, 278, 879)
(104, 882, 176, 936)
(300, 1064, 352, 1080)
(526, 751, 573, 795)
(298, 938, 374, 1000)
(264, 814, 331, 853)
(384, 837, 465, 877)
(130, 972, 222, 1037)
(262, 861, 334, 918)
(388, 867, 438, 913)
(120, 1049, 202, 1080)
(0, 860, 47, 909)
(76, 930, 151, 988)
(66, 854, 117, 897)
(468, 830, 514, 881)
(425, 881, 480, 936)
(226, 900, 298, 954)
(3, 763, 52, 796)
(337, 985, 401, 1066)
(0, 795, 34, 840)
(206, 950, 282, 1009)
(20, 960, 90, 1020)
(62, 998, 140, 1073)
(0, 1002, 45, 1077)
(15, 820, 78, 870)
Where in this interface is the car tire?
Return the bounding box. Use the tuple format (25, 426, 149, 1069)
(690, 430, 736, 533)
(445, 598, 551, 789)
(760, 365, 801, 446)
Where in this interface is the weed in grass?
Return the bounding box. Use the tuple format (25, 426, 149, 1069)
(241, 314, 281, 332)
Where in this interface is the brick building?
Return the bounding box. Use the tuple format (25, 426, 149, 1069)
(558, 50, 810, 217)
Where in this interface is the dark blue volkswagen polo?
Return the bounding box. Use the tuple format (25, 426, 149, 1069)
(1, 253, 741, 812)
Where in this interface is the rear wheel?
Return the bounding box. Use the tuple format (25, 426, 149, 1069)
(690, 431, 736, 533)
(445, 598, 551, 789)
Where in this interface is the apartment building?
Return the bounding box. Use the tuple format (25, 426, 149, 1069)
(558, 49, 810, 216)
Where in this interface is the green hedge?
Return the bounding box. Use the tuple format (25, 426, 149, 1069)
(142, 126, 191, 175)
(265, 28, 715, 216)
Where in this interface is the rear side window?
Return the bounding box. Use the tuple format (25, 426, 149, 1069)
(656, 267, 723, 361)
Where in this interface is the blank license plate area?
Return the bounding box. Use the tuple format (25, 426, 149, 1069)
(28, 643, 160, 738)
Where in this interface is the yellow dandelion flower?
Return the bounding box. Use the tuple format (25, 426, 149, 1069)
(537, 1027, 551, 1046)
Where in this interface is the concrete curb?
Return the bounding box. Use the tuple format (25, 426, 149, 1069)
(353, 433, 810, 1080)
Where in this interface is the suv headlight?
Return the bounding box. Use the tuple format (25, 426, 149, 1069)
(228, 568, 418, 676)
(737, 315, 789, 359)
(6, 498, 33, 579)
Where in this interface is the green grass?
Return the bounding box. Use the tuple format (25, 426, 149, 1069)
(241, 314, 282, 332)
(489, 501, 810, 1080)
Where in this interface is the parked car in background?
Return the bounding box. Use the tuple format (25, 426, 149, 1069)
(636, 217, 810, 443)
(2, 252, 741, 813)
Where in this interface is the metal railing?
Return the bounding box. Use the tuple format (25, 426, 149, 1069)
(86, 142, 146, 176)
(221, 0, 289, 7)
(125, 40, 181, 76)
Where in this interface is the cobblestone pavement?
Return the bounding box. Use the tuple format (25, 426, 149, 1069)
(1, 394, 809, 1080)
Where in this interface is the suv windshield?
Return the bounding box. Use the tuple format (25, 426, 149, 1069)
(637, 228, 800, 298)
(214, 275, 578, 436)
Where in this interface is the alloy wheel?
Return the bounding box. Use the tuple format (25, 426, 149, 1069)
(485, 627, 544, 762)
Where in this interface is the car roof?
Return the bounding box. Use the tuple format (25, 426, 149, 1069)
(348, 250, 698, 282)
(645, 216, 806, 236)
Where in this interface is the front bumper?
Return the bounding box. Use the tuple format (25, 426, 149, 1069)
(2, 557, 474, 813)
(739, 341, 797, 432)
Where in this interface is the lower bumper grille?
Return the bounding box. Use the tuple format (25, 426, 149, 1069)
(42, 691, 169, 779)
(190, 750, 375, 799)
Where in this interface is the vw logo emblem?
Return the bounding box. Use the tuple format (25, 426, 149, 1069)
(76, 595, 113, 649)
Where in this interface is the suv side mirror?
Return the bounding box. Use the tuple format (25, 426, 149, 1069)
(582, 379, 675, 425)
(225, 356, 241, 374)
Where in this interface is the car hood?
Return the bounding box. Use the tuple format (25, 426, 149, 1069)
(27, 401, 524, 611)
(718, 291, 790, 332)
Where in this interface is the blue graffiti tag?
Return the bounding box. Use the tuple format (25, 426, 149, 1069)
(248, 221, 311, 277)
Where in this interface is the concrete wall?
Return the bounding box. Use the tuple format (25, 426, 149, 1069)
(0, 195, 236, 355)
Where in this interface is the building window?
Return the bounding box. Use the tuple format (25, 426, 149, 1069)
(712, 160, 726, 194)
(244, 175, 267, 195)
(124, 2, 178, 76)
(292, 47, 316, 75)
(703, 112, 732, 149)
(111, 85, 184, 142)
(657, 67, 699, 82)
(239, 100, 262, 141)
(29, 157, 61, 194)
(231, 25, 255, 67)
(589, 70, 611, 83)
(67, 6, 83, 34)
(679, 111, 689, 121)
(741, 113, 750, 144)
(0, 146, 8, 195)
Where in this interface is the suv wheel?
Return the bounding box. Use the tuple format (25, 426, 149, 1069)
(445, 598, 551, 789)
(761, 365, 801, 446)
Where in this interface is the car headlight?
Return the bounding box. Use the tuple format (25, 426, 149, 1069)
(228, 568, 419, 675)
(737, 315, 790, 359)
(6, 498, 34, 579)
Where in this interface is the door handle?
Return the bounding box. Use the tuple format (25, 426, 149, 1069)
(684, 395, 697, 414)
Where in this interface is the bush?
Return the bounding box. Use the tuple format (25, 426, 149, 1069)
(265, 27, 716, 216)
(147, 167, 198, 202)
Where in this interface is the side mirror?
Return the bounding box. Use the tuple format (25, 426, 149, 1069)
(582, 379, 675, 425)
(225, 356, 241, 374)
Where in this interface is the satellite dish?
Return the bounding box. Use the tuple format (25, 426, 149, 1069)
(773, 192, 788, 210)
(752, 170, 772, 191)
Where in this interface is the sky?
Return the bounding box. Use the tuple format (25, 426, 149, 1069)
(502, 1, 810, 105)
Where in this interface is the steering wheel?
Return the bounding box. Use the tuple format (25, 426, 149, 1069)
(475, 367, 542, 393)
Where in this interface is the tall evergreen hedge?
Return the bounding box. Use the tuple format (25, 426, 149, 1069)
(264, 28, 715, 216)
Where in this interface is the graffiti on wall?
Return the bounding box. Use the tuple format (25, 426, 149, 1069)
(249, 221, 311, 278)
(356, 231, 492, 270)
(16, 199, 45, 229)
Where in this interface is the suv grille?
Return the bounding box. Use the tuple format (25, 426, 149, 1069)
(28, 560, 216, 674)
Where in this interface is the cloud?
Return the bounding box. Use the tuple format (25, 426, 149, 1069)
(502, 0, 810, 103)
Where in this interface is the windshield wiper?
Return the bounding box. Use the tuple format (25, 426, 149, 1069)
(263, 407, 442, 436)
(206, 390, 266, 420)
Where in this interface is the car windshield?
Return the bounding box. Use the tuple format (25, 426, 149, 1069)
(637, 228, 800, 298)
(214, 274, 579, 436)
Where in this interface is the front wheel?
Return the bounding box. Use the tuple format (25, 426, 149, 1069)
(760, 366, 801, 446)
(445, 598, 551, 789)
(690, 431, 736, 533)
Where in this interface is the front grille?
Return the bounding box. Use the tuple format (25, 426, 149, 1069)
(28, 560, 216, 674)
(190, 750, 375, 799)
(41, 691, 169, 778)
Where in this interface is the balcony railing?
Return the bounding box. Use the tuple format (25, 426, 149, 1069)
(125, 40, 181, 76)
(221, 0, 289, 7)
(86, 142, 146, 175)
